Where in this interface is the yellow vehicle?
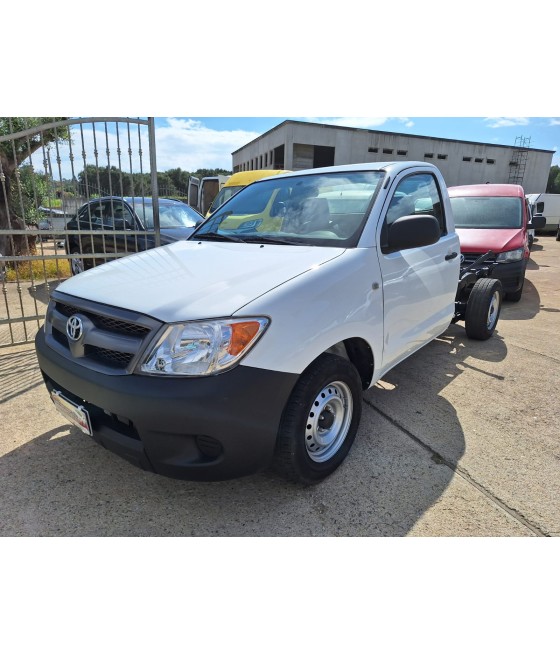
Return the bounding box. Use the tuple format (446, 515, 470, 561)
(206, 169, 289, 217)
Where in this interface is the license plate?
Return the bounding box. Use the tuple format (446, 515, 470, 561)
(50, 390, 93, 436)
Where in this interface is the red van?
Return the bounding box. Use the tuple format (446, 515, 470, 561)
(448, 184, 544, 302)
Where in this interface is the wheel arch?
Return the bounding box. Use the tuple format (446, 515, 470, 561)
(324, 337, 375, 390)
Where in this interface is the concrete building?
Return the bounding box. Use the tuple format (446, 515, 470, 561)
(232, 120, 554, 193)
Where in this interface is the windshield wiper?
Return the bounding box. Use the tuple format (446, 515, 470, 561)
(241, 235, 302, 245)
(195, 232, 247, 243)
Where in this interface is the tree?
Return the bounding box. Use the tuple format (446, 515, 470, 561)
(165, 167, 190, 192)
(0, 117, 69, 255)
(193, 168, 232, 178)
(546, 165, 560, 194)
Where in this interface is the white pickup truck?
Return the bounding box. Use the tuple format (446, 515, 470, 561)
(35, 162, 503, 484)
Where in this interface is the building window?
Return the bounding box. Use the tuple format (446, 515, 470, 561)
(475, 158, 483, 163)
(424, 153, 434, 158)
(368, 147, 378, 153)
(383, 148, 393, 154)
(437, 154, 447, 160)
(463, 156, 472, 162)
(486, 158, 495, 164)
(397, 150, 407, 156)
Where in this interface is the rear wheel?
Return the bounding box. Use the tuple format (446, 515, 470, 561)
(465, 278, 502, 340)
(273, 354, 362, 485)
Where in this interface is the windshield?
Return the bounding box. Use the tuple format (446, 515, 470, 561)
(450, 196, 523, 229)
(128, 200, 201, 229)
(208, 186, 244, 213)
(193, 171, 385, 247)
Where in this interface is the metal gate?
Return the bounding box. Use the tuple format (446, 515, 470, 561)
(0, 117, 160, 347)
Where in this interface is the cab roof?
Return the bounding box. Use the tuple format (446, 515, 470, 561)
(448, 184, 525, 198)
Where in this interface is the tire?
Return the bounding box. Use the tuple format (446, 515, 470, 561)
(465, 278, 502, 340)
(273, 354, 362, 485)
(556, 227, 560, 241)
(70, 243, 100, 275)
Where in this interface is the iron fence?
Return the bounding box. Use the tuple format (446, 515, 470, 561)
(0, 117, 160, 347)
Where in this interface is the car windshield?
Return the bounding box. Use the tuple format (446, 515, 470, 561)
(450, 196, 523, 229)
(208, 186, 244, 213)
(128, 200, 200, 229)
(192, 171, 384, 247)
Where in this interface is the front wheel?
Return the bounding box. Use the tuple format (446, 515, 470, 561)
(465, 278, 502, 340)
(70, 250, 85, 275)
(273, 354, 363, 485)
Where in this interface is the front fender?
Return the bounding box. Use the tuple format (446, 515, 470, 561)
(237, 248, 384, 378)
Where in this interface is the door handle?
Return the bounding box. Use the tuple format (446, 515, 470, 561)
(445, 252, 458, 261)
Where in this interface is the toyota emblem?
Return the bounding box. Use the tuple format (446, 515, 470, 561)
(66, 315, 84, 341)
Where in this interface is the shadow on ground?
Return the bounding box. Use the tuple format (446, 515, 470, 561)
(0, 322, 509, 537)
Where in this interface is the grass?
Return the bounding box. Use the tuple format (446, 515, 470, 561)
(5, 258, 71, 282)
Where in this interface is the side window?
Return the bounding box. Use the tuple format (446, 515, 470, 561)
(84, 202, 104, 225)
(100, 201, 132, 228)
(381, 173, 446, 249)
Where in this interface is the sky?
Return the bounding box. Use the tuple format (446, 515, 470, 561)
(29, 116, 560, 182)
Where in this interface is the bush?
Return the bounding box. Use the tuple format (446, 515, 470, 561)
(5, 258, 70, 282)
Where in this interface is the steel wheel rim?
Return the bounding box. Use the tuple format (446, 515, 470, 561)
(487, 291, 500, 329)
(71, 254, 84, 275)
(305, 381, 353, 463)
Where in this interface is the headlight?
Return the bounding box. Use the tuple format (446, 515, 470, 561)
(139, 317, 269, 376)
(496, 248, 524, 263)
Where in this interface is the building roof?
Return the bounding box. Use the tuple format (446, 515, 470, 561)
(231, 119, 555, 156)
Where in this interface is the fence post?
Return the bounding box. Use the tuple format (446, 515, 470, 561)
(148, 118, 160, 247)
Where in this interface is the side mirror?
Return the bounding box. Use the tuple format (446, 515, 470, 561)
(529, 213, 546, 230)
(386, 214, 441, 252)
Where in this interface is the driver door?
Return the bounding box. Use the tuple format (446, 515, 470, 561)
(377, 171, 460, 372)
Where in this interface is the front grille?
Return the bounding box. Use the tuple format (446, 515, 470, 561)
(84, 345, 134, 368)
(461, 252, 496, 266)
(46, 293, 161, 375)
(56, 302, 150, 337)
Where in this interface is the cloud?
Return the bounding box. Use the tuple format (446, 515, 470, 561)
(24, 118, 260, 179)
(549, 119, 560, 126)
(484, 117, 530, 128)
(156, 118, 260, 170)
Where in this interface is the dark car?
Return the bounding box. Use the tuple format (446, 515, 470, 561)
(66, 196, 203, 275)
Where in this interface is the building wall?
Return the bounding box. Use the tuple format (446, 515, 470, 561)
(232, 121, 553, 193)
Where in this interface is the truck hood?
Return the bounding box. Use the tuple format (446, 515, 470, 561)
(455, 228, 524, 253)
(57, 240, 346, 322)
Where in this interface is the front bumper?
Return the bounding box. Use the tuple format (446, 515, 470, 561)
(490, 259, 527, 294)
(35, 329, 298, 481)
(462, 253, 526, 294)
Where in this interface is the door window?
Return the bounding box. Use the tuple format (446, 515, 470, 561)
(381, 173, 446, 250)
